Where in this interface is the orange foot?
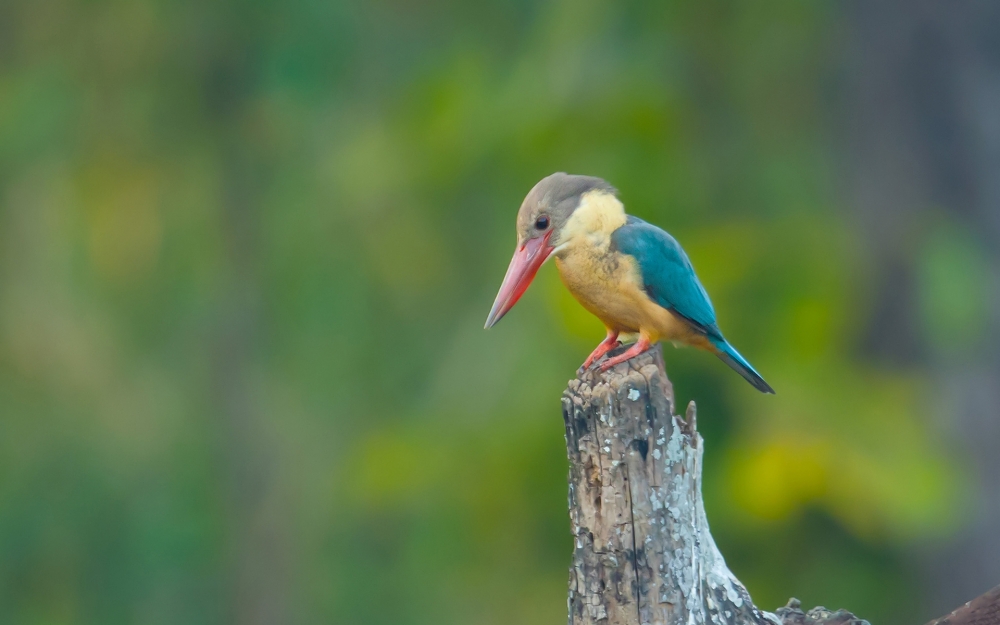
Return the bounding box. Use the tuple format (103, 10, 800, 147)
(581, 330, 620, 370)
(599, 336, 652, 371)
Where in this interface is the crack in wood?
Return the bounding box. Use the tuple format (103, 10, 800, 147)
(563, 345, 869, 625)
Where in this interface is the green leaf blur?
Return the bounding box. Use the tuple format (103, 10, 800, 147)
(0, 1, 969, 624)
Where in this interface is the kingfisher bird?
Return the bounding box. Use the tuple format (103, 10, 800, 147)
(485, 173, 774, 394)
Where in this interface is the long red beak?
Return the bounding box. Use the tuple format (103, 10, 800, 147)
(484, 232, 555, 329)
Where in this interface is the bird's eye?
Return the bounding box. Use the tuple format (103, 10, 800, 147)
(535, 216, 550, 230)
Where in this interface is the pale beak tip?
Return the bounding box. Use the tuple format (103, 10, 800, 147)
(483, 310, 499, 329)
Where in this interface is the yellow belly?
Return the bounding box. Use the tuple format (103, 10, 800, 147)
(554, 249, 703, 346)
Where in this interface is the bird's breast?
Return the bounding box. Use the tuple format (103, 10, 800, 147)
(555, 246, 651, 332)
(554, 243, 696, 343)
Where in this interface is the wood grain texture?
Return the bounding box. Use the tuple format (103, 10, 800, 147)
(561, 344, 868, 625)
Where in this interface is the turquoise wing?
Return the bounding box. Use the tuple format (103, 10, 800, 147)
(610, 216, 722, 339)
(612, 217, 774, 393)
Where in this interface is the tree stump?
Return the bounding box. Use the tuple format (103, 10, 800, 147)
(561, 344, 868, 625)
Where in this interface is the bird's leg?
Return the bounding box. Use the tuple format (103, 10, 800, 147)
(599, 335, 652, 371)
(581, 329, 621, 370)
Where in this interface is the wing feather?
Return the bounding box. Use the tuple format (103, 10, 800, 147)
(610, 216, 722, 339)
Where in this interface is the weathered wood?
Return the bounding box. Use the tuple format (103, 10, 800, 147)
(773, 599, 869, 625)
(924, 585, 1000, 625)
(561, 344, 868, 625)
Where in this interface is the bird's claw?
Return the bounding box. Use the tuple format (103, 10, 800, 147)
(580, 339, 622, 373)
(595, 336, 652, 371)
(598, 356, 624, 372)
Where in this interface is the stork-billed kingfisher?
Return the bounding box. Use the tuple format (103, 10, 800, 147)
(485, 173, 774, 394)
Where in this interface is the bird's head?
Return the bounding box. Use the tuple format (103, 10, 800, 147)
(485, 172, 616, 328)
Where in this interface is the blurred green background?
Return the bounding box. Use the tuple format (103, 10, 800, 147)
(3, 0, 1000, 623)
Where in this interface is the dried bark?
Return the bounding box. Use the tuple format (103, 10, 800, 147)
(561, 344, 867, 625)
(924, 585, 1000, 625)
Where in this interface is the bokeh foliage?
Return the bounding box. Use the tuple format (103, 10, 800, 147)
(0, 1, 968, 624)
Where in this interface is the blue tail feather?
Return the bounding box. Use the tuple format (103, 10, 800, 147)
(710, 338, 775, 394)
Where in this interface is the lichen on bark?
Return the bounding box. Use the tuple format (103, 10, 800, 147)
(562, 344, 867, 625)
